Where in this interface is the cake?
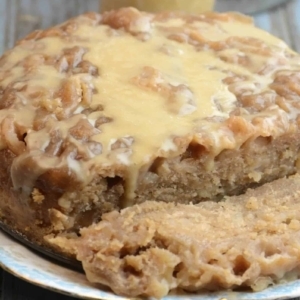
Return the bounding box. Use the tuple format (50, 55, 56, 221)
(1, 7, 300, 293)
(49, 174, 300, 298)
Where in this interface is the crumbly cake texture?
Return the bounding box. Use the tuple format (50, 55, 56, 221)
(1, 8, 300, 253)
(48, 174, 300, 298)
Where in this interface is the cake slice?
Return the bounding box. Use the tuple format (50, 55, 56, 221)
(49, 174, 300, 298)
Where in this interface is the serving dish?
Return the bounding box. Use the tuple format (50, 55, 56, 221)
(1, 230, 300, 300)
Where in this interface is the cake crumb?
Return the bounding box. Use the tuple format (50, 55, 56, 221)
(245, 196, 258, 210)
(31, 188, 45, 204)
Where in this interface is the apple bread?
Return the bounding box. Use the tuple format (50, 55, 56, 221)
(0, 8, 300, 254)
(49, 174, 300, 298)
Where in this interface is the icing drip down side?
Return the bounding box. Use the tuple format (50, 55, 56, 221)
(0, 8, 300, 207)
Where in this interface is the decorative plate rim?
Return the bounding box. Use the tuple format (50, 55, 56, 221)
(0, 230, 299, 300)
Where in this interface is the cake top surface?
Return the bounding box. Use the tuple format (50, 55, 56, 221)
(0, 8, 300, 202)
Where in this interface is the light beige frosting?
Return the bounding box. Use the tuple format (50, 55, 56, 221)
(0, 8, 299, 206)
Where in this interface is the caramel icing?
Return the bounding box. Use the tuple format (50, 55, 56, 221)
(0, 8, 300, 207)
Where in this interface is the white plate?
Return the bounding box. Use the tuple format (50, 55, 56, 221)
(0, 230, 300, 300)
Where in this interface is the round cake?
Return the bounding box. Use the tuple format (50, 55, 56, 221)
(1, 8, 300, 289)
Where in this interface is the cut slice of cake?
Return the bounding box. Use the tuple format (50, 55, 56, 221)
(49, 174, 300, 298)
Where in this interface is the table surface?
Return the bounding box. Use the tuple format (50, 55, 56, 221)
(1, 0, 300, 299)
